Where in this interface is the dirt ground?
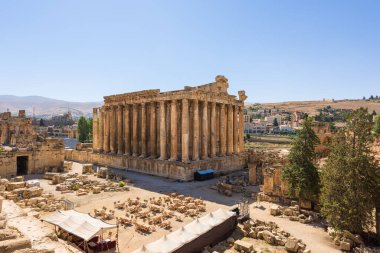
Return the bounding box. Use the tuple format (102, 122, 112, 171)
(257, 99, 380, 115)
(3, 162, 340, 253)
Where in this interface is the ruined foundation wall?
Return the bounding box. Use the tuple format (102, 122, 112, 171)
(0, 139, 64, 178)
(65, 149, 247, 181)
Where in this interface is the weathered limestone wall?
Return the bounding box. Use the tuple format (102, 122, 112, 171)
(0, 147, 64, 178)
(65, 149, 247, 181)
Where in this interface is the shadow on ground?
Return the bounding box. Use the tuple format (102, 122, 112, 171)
(107, 167, 259, 207)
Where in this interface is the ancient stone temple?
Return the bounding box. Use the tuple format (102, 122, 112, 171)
(0, 110, 64, 178)
(65, 76, 248, 180)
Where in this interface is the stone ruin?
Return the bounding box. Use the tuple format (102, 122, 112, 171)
(206, 218, 311, 253)
(0, 110, 65, 178)
(248, 150, 289, 200)
(65, 76, 248, 181)
(0, 176, 65, 214)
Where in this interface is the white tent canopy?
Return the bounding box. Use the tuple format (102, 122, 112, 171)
(44, 210, 117, 241)
(132, 208, 235, 253)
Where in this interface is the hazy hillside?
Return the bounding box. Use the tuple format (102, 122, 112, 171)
(249, 99, 380, 115)
(0, 95, 102, 117)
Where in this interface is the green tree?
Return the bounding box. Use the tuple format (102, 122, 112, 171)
(320, 108, 380, 234)
(282, 118, 320, 202)
(39, 118, 44, 126)
(78, 116, 89, 142)
(87, 118, 93, 142)
(373, 115, 380, 135)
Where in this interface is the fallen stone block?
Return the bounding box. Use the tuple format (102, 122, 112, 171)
(0, 229, 18, 241)
(234, 240, 253, 252)
(6, 182, 25, 191)
(262, 230, 275, 245)
(82, 164, 94, 174)
(285, 238, 299, 253)
(0, 238, 32, 253)
(43, 172, 60, 180)
(270, 205, 280, 216)
(340, 241, 351, 251)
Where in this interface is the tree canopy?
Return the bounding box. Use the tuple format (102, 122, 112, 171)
(281, 118, 320, 202)
(320, 108, 380, 234)
(77, 116, 92, 143)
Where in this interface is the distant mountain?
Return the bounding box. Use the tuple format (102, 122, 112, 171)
(0, 95, 102, 117)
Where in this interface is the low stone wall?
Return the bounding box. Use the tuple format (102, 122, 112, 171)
(65, 149, 248, 181)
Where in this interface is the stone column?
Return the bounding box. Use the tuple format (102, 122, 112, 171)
(192, 99, 199, 161)
(98, 108, 104, 153)
(92, 108, 98, 151)
(2, 124, 9, 145)
(159, 101, 167, 160)
(150, 102, 156, 158)
(220, 104, 226, 156)
(238, 106, 244, 153)
(132, 104, 138, 157)
(140, 103, 147, 157)
(233, 105, 239, 154)
(210, 102, 216, 157)
(124, 105, 131, 156)
(104, 107, 110, 153)
(201, 100, 208, 160)
(110, 106, 117, 154)
(227, 104, 233, 155)
(117, 105, 123, 155)
(182, 98, 189, 162)
(170, 100, 178, 161)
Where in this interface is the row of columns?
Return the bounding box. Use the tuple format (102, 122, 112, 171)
(93, 99, 244, 162)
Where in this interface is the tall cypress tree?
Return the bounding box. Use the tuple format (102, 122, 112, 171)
(320, 108, 380, 234)
(78, 116, 89, 143)
(282, 118, 320, 202)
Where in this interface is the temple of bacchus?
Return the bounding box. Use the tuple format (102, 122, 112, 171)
(65, 76, 248, 180)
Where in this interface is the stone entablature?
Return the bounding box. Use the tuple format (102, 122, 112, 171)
(92, 76, 247, 165)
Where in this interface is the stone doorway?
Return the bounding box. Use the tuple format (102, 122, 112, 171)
(17, 156, 28, 175)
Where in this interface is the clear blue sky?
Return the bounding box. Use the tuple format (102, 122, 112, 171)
(0, 1, 379, 103)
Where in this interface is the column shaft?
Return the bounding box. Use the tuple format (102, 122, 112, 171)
(210, 102, 216, 157)
(170, 100, 178, 161)
(227, 104, 233, 155)
(182, 99, 189, 162)
(117, 106, 123, 155)
(110, 106, 117, 154)
(141, 103, 147, 157)
(124, 105, 131, 156)
(238, 106, 245, 153)
(233, 105, 239, 154)
(192, 100, 199, 161)
(220, 104, 226, 156)
(132, 104, 138, 156)
(159, 101, 167, 160)
(98, 108, 104, 152)
(201, 101, 208, 160)
(150, 102, 156, 158)
(104, 108, 110, 153)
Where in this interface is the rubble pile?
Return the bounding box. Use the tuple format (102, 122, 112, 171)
(207, 219, 311, 253)
(45, 172, 130, 195)
(327, 228, 365, 252)
(0, 177, 65, 213)
(213, 173, 248, 197)
(269, 203, 321, 224)
(111, 192, 206, 234)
